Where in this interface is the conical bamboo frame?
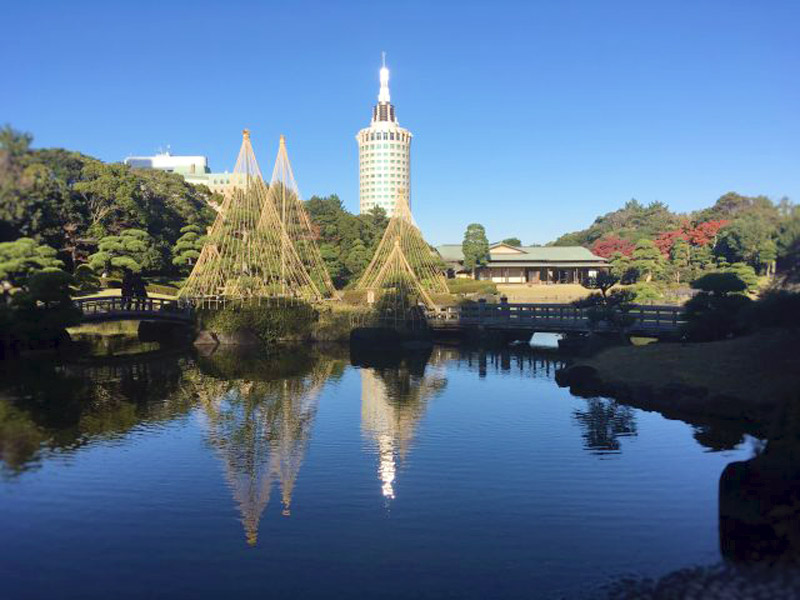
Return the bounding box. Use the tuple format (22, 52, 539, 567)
(180, 130, 329, 303)
(230, 128, 264, 193)
(259, 135, 335, 298)
(356, 189, 448, 299)
(180, 179, 323, 303)
(363, 239, 437, 326)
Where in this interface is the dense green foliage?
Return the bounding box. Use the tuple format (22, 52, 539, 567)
(171, 225, 206, 274)
(553, 199, 679, 248)
(88, 229, 155, 275)
(555, 193, 800, 298)
(0, 125, 216, 270)
(304, 194, 387, 288)
(0, 237, 63, 291)
(197, 302, 319, 345)
(462, 223, 490, 272)
(501, 237, 522, 247)
(682, 273, 753, 341)
(0, 238, 80, 351)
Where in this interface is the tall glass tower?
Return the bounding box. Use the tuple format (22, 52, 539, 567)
(356, 55, 413, 217)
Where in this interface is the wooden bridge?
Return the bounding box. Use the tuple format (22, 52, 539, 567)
(426, 301, 685, 338)
(74, 296, 195, 324)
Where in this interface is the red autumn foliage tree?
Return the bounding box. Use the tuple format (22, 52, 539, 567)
(687, 219, 729, 247)
(653, 219, 731, 256)
(591, 235, 635, 258)
(655, 229, 688, 256)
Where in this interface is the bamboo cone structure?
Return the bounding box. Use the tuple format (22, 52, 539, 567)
(356, 189, 448, 311)
(260, 135, 335, 298)
(179, 130, 327, 304)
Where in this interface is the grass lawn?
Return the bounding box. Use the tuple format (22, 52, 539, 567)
(496, 284, 591, 303)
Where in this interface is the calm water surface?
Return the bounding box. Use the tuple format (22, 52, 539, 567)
(0, 344, 757, 599)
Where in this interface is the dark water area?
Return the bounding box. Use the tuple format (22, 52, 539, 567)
(0, 343, 770, 599)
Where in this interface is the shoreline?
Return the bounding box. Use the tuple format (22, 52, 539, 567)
(555, 329, 800, 437)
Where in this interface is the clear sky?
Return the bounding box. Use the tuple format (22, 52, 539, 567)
(3, 0, 798, 245)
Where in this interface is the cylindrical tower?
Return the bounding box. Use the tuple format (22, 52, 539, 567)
(356, 56, 413, 217)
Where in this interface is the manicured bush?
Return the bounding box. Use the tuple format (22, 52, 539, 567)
(682, 271, 752, 341)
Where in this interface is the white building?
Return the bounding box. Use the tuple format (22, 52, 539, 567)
(124, 151, 208, 174)
(356, 56, 413, 217)
(124, 151, 235, 195)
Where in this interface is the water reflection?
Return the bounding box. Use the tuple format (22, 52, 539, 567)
(192, 347, 344, 544)
(356, 348, 447, 499)
(2, 343, 788, 596)
(0, 353, 190, 475)
(572, 398, 638, 454)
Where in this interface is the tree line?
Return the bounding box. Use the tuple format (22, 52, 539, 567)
(550, 195, 798, 297)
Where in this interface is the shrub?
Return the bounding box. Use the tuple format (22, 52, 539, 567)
(683, 271, 751, 341)
(724, 262, 759, 292)
(631, 282, 662, 304)
(740, 289, 800, 330)
(197, 301, 319, 345)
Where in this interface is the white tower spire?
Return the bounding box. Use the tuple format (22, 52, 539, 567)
(357, 54, 412, 217)
(378, 52, 390, 104)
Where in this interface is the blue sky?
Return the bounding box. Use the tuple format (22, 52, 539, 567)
(3, 0, 798, 244)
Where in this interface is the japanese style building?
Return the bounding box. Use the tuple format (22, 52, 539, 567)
(437, 242, 609, 284)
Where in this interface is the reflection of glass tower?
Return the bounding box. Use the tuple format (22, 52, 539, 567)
(359, 365, 446, 500)
(357, 54, 413, 217)
(199, 363, 334, 545)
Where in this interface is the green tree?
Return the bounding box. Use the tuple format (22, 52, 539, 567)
(88, 229, 154, 276)
(501, 237, 522, 247)
(757, 239, 777, 276)
(683, 272, 752, 341)
(462, 223, 490, 274)
(304, 195, 388, 288)
(171, 225, 206, 274)
(343, 239, 371, 277)
(574, 287, 637, 335)
(669, 237, 691, 284)
(580, 271, 618, 298)
(630, 239, 664, 282)
(724, 262, 759, 292)
(552, 199, 679, 247)
(0, 238, 63, 294)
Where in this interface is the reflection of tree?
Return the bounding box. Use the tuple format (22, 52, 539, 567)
(691, 425, 744, 452)
(194, 350, 340, 545)
(572, 398, 637, 454)
(360, 355, 446, 500)
(0, 353, 189, 475)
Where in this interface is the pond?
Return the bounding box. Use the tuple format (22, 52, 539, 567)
(0, 344, 759, 599)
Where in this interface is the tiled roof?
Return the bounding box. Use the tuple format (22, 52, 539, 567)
(436, 244, 607, 263)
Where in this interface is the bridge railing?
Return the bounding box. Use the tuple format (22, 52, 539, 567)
(74, 296, 194, 321)
(426, 302, 685, 332)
